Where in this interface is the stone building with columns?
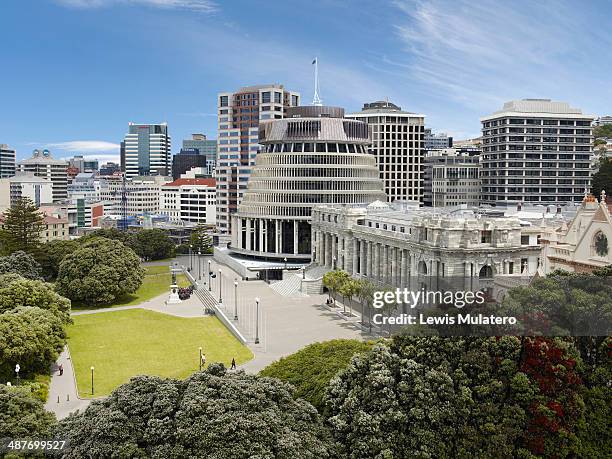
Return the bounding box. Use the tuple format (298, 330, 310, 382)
(311, 200, 553, 292)
(226, 105, 386, 278)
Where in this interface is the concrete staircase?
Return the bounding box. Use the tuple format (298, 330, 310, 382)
(270, 273, 307, 298)
(305, 264, 329, 280)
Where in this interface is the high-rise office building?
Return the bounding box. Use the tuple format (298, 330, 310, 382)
(481, 99, 593, 205)
(17, 149, 68, 201)
(171, 149, 208, 180)
(0, 144, 16, 178)
(423, 148, 481, 207)
(182, 134, 217, 174)
(230, 105, 386, 269)
(122, 123, 171, 178)
(347, 101, 426, 203)
(216, 84, 300, 234)
(424, 129, 453, 150)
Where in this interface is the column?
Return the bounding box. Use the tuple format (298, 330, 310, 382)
(366, 241, 372, 278)
(382, 245, 389, 285)
(399, 249, 406, 286)
(275, 220, 281, 254)
(331, 235, 337, 270)
(259, 220, 265, 253)
(293, 221, 299, 255)
(373, 244, 380, 282)
(245, 219, 252, 251)
(391, 247, 397, 286)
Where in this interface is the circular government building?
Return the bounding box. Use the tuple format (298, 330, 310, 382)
(229, 105, 386, 264)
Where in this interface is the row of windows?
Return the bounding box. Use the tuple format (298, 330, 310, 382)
(483, 145, 591, 152)
(248, 168, 380, 178)
(481, 170, 590, 177)
(261, 142, 369, 154)
(244, 180, 384, 192)
(256, 153, 376, 166)
(484, 128, 590, 135)
(483, 118, 591, 127)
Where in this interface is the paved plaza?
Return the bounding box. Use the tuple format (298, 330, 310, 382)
(46, 256, 367, 419)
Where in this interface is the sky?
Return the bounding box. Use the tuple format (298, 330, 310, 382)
(1, 0, 611, 163)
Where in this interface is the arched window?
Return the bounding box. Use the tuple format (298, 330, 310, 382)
(418, 260, 428, 275)
(479, 265, 493, 279)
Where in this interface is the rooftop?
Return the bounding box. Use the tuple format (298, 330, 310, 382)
(348, 100, 423, 117)
(162, 178, 216, 187)
(494, 99, 584, 115)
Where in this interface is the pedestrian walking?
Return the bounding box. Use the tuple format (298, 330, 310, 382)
(231, 358, 236, 370)
(59, 364, 64, 376)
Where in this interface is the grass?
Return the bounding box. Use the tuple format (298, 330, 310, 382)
(67, 308, 253, 398)
(71, 265, 191, 310)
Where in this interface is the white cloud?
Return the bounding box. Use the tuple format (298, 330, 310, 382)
(56, 0, 217, 13)
(43, 140, 120, 154)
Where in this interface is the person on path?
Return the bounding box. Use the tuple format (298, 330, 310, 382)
(231, 358, 236, 370)
(59, 364, 64, 376)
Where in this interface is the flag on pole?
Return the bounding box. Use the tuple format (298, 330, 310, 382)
(312, 58, 317, 65)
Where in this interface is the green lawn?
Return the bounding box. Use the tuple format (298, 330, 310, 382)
(72, 265, 191, 310)
(68, 309, 253, 398)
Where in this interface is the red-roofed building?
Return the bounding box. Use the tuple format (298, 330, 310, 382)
(160, 178, 216, 225)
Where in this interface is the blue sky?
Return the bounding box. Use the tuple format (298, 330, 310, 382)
(1, 0, 611, 163)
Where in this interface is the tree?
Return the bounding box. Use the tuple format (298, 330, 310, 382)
(591, 157, 612, 198)
(35, 239, 80, 280)
(259, 340, 372, 413)
(0, 197, 45, 254)
(0, 273, 71, 322)
(131, 229, 175, 261)
(338, 278, 359, 316)
(56, 364, 336, 458)
(0, 250, 42, 279)
(55, 238, 145, 305)
(356, 279, 376, 331)
(593, 124, 612, 139)
(322, 270, 350, 306)
(79, 227, 134, 246)
(0, 306, 66, 376)
(0, 385, 56, 439)
(325, 335, 586, 459)
(190, 225, 213, 254)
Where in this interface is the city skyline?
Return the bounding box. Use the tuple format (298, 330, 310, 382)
(2, 0, 611, 162)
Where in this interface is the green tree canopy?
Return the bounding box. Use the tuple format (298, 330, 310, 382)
(0, 250, 42, 279)
(130, 228, 175, 261)
(0, 306, 66, 376)
(35, 239, 80, 280)
(325, 335, 584, 459)
(190, 225, 213, 254)
(56, 364, 335, 458)
(0, 385, 56, 439)
(593, 124, 612, 139)
(55, 238, 145, 305)
(591, 157, 612, 199)
(0, 197, 45, 254)
(0, 273, 71, 322)
(260, 339, 372, 413)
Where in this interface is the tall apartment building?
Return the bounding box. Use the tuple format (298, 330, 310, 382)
(423, 148, 481, 207)
(99, 162, 120, 176)
(0, 144, 16, 178)
(17, 149, 68, 201)
(182, 134, 217, 174)
(424, 129, 453, 150)
(481, 99, 594, 205)
(347, 101, 426, 203)
(216, 84, 300, 234)
(122, 123, 171, 178)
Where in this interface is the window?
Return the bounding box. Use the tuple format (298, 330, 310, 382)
(481, 230, 492, 243)
(521, 235, 529, 245)
(219, 96, 228, 107)
(274, 92, 281, 103)
(262, 92, 271, 103)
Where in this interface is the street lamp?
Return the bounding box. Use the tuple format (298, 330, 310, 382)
(199, 347, 203, 371)
(189, 244, 193, 271)
(15, 364, 20, 386)
(233, 280, 238, 320)
(218, 269, 223, 303)
(90, 366, 95, 395)
(198, 250, 202, 281)
(283, 257, 287, 271)
(302, 266, 306, 279)
(208, 260, 212, 291)
(254, 297, 260, 344)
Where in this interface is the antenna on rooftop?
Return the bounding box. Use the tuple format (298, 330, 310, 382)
(312, 57, 322, 106)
